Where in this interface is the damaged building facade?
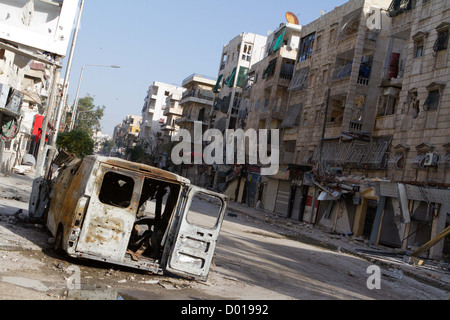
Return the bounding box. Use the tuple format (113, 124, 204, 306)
(279, 0, 450, 260)
(210, 0, 450, 260)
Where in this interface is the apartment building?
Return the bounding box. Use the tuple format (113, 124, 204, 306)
(367, 0, 450, 258)
(177, 73, 216, 136)
(238, 22, 303, 212)
(171, 74, 217, 186)
(1, 48, 62, 172)
(273, 0, 450, 259)
(161, 90, 184, 138)
(212, 32, 267, 131)
(139, 81, 185, 153)
(113, 115, 142, 152)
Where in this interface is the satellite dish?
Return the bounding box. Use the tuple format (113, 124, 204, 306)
(286, 12, 299, 25)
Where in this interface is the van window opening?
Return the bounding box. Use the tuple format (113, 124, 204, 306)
(187, 193, 223, 229)
(98, 172, 135, 208)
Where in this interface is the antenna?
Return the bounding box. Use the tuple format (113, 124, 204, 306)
(285, 12, 299, 25)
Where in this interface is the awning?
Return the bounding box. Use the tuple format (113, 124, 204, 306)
(262, 60, 277, 79)
(213, 74, 223, 93)
(269, 27, 286, 55)
(237, 67, 249, 88)
(288, 67, 309, 91)
(281, 104, 302, 128)
(225, 68, 236, 87)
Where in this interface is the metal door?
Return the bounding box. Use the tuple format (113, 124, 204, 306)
(275, 180, 291, 216)
(165, 186, 227, 281)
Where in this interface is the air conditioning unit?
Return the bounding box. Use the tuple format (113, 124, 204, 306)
(423, 152, 439, 167)
(0, 85, 23, 117)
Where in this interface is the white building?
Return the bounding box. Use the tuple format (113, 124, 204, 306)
(212, 32, 268, 131)
(139, 81, 185, 152)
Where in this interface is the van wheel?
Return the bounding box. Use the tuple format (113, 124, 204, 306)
(55, 226, 64, 253)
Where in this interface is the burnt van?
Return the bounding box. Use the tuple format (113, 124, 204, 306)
(29, 155, 228, 281)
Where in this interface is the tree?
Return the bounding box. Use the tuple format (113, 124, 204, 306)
(56, 130, 94, 158)
(73, 95, 105, 135)
(101, 139, 115, 156)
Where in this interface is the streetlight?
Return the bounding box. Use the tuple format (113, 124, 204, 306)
(69, 64, 121, 130)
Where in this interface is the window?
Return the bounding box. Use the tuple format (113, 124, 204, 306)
(316, 35, 322, 50)
(329, 28, 336, 43)
(298, 33, 316, 62)
(423, 90, 440, 111)
(164, 91, 170, 96)
(323, 69, 329, 84)
(378, 95, 398, 116)
(433, 30, 449, 52)
(242, 44, 253, 61)
(99, 172, 135, 208)
(415, 40, 424, 58)
(407, 90, 420, 118)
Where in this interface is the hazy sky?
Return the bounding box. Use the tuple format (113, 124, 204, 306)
(65, 0, 345, 136)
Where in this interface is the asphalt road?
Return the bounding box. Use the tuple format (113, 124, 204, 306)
(0, 172, 448, 301)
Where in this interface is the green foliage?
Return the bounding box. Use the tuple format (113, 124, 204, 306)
(126, 145, 153, 164)
(56, 130, 94, 158)
(74, 95, 105, 135)
(101, 139, 115, 156)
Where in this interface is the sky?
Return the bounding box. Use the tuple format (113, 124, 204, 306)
(64, 0, 346, 137)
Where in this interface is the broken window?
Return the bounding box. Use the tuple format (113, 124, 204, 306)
(99, 172, 135, 208)
(242, 44, 253, 61)
(298, 33, 316, 62)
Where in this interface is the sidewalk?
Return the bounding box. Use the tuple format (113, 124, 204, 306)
(226, 200, 450, 292)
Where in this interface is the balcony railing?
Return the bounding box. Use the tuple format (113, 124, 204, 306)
(387, 0, 412, 17)
(332, 63, 353, 81)
(182, 89, 215, 102)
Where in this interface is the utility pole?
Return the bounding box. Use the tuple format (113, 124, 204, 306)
(53, 0, 85, 145)
(34, 65, 61, 178)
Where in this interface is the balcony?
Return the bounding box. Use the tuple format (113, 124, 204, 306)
(332, 63, 353, 82)
(181, 89, 215, 105)
(163, 105, 183, 117)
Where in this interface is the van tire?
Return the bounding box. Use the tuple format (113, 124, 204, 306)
(55, 225, 64, 253)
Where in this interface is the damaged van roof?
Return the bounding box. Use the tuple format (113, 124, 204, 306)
(88, 155, 191, 184)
